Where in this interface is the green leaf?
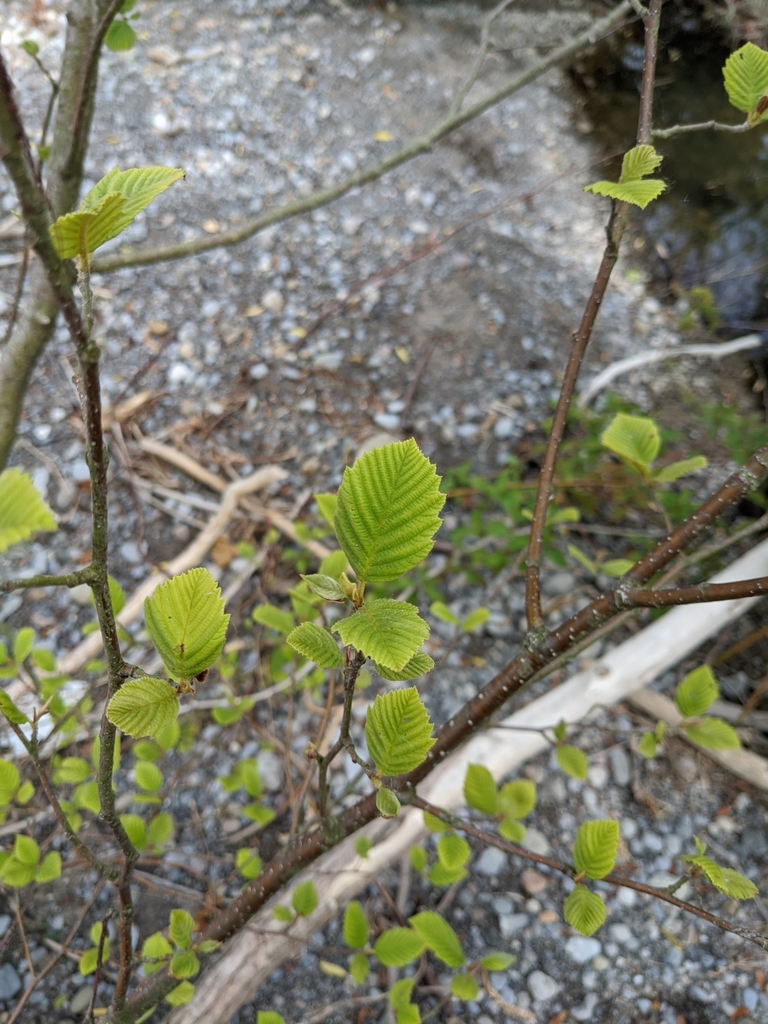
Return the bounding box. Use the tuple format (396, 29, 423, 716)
(135, 760, 163, 792)
(374, 652, 434, 681)
(109, 576, 126, 615)
(600, 413, 660, 472)
(0, 468, 57, 553)
(409, 911, 464, 967)
(286, 622, 343, 668)
(573, 819, 620, 880)
(675, 665, 719, 718)
(256, 1014, 286, 1024)
(146, 813, 173, 849)
(315, 493, 337, 527)
(723, 42, 768, 118)
(556, 744, 588, 780)
(0, 760, 20, 795)
(568, 543, 597, 574)
(235, 848, 262, 879)
(0, 856, 35, 887)
(104, 18, 137, 51)
(423, 811, 447, 833)
(31, 647, 56, 671)
(654, 456, 708, 484)
(106, 677, 180, 739)
(273, 905, 294, 923)
(343, 901, 369, 949)
(144, 568, 229, 681)
(35, 851, 61, 884)
(252, 604, 296, 635)
(14, 833, 39, 865)
(461, 607, 490, 632)
(437, 834, 470, 870)
(619, 144, 663, 182)
(410, 845, 427, 871)
(685, 717, 740, 750)
(196, 940, 219, 954)
(74, 780, 101, 814)
(319, 959, 347, 979)
(334, 439, 444, 583)
(20, 40, 40, 56)
(165, 981, 195, 1007)
(169, 909, 194, 950)
(450, 974, 478, 1001)
(169, 950, 199, 979)
(13, 628, 35, 664)
(430, 601, 459, 626)
(300, 574, 346, 601)
(563, 885, 606, 936)
(481, 952, 515, 971)
(292, 881, 318, 917)
(390, 978, 415, 1009)
(349, 952, 369, 985)
(365, 686, 435, 776)
(718, 867, 759, 899)
(463, 763, 498, 816)
(374, 928, 426, 967)
(601, 559, 635, 577)
(498, 818, 526, 843)
(396, 1006, 421, 1024)
(553, 720, 568, 742)
(428, 862, 468, 887)
(120, 814, 146, 851)
(142, 932, 173, 973)
(637, 732, 658, 758)
(79, 948, 100, 976)
(58, 757, 91, 784)
(498, 780, 536, 820)
(0, 691, 28, 725)
(584, 178, 665, 210)
(355, 836, 372, 858)
(335, 599, 429, 671)
(15, 780, 33, 805)
(376, 788, 401, 818)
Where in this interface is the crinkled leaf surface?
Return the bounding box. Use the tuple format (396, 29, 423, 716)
(573, 819, 619, 880)
(556, 744, 588, 780)
(300, 573, 346, 601)
(376, 787, 401, 818)
(144, 568, 229, 680)
(334, 439, 444, 583)
(106, 677, 179, 739)
(437, 834, 470, 870)
(564, 885, 606, 936)
(675, 664, 719, 718)
(654, 455, 708, 483)
(463, 763, 498, 816)
(584, 178, 665, 210)
(723, 42, 768, 117)
(365, 686, 434, 776)
(374, 928, 425, 967)
(374, 651, 434, 681)
(104, 18, 136, 51)
(82, 165, 184, 227)
(620, 144, 663, 181)
(335, 599, 428, 671)
(601, 413, 660, 471)
(498, 779, 536, 820)
(685, 717, 740, 750)
(0, 468, 57, 553)
(343, 901, 369, 949)
(409, 911, 464, 967)
(0, 691, 28, 725)
(286, 622, 343, 668)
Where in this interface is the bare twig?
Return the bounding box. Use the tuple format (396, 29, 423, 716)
(652, 119, 751, 139)
(449, 0, 518, 117)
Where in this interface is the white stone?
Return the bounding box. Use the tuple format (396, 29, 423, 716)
(608, 745, 631, 786)
(474, 846, 507, 877)
(499, 913, 529, 938)
(526, 970, 561, 1002)
(587, 764, 608, 789)
(521, 827, 551, 856)
(565, 935, 601, 964)
(256, 749, 283, 792)
(249, 362, 269, 380)
(261, 289, 284, 314)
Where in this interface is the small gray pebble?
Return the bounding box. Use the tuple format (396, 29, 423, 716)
(0, 964, 22, 1001)
(743, 989, 759, 1011)
(565, 936, 601, 964)
(608, 745, 631, 786)
(499, 913, 529, 938)
(688, 984, 713, 1003)
(474, 846, 507, 877)
(521, 827, 551, 856)
(0, 915, 11, 939)
(69, 985, 94, 1015)
(527, 970, 561, 1002)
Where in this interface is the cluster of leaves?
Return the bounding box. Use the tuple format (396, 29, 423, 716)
(0, 833, 61, 888)
(104, 0, 141, 52)
(585, 144, 666, 210)
(639, 664, 740, 757)
(218, 757, 275, 828)
(0, 758, 34, 825)
(682, 836, 758, 900)
(136, 909, 218, 1010)
(601, 413, 707, 487)
(462, 764, 536, 843)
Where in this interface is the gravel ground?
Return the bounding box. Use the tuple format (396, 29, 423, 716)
(1, 1, 767, 1022)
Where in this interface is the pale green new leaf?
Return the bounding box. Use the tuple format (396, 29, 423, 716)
(315, 493, 337, 527)
(437, 834, 471, 871)
(169, 909, 195, 949)
(461, 607, 490, 632)
(349, 952, 369, 985)
(165, 982, 195, 1007)
(257, 1014, 286, 1024)
(49, 193, 126, 259)
(719, 867, 759, 899)
(343, 901, 369, 949)
(498, 817, 526, 843)
(573, 819, 620, 880)
(0, 760, 20, 795)
(300, 574, 346, 601)
(365, 686, 435, 776)
(390, 978, 415, 1009)
(169, 950, 199, 980)
(79, 948, 100, 976)
(409, 911, 464, 967)
(620, 144, 663, 182)
(286, 622, 343, 668)
(135, 761, 163, 793)
(80, 165, 184, 225)
(563, 885, 606, 936)
(334, 439, 444, 583)
(450, 974, 478, 1001)
(723, 42, 768, 117)
(319, 959, 347, 979)
(0, 468, 57, 553)
(463, 763, 498, 816)
(252, 604, 295, 635)
(0, 691, 28, 725)
(556, 744, 588, 780)
(601, 559, 635, 577)
(58, 757, 91, 784)
(355, 837, 372, 858)
(104, 18, 137, 51)
(106, 677, 179, 739)
(235, 848, 262, 879)
(292, 880, 318, 917)
(374, 928, 426, 967)
(685, 717, 740, 750)
(410, 845, 427, 871)
(481, 952, 515, 971)
(423, 811, 447, 833)
(120, 814, 146, 851)
(601, 413, 660, 472)
(376, 788, 401, 817)
(583, 178, 666, 210)
(13, 628, 35, 664)
(36, 851, 62, 883)
(14, 833, 39, 865)
(428, 861, 468, 886)
(142, 932, 172, 974)
(675, 665, 719, 718)
(144, 568, 229, 680)
(654, 456, 708, 483)
(498, 780, 536, 820)
(335, 599, 429, 671)
(430, 601, 459, 626)
(374, 652, 434, 681)
(637, 732, 658, 759)
(147, 813, 174, 848)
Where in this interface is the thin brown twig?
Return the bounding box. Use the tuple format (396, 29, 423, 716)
(82, 908, 113, 1024)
